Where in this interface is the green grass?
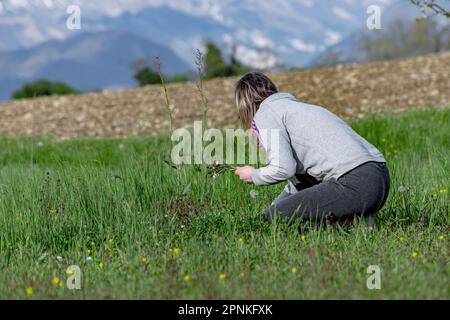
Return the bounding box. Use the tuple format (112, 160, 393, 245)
(0, 108, 448, 299)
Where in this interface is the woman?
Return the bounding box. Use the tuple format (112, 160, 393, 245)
(234, 72, 390, 224)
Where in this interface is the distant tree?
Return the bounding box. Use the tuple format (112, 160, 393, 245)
(410, 0, 450, 18)
(205, 42, 230, 79)
(131, 58, 191, 87)
(12, 80, 79, 100)
(204, 42, 253, 79)
(134, 66, 161, 86)
(133, 42, 252, 85)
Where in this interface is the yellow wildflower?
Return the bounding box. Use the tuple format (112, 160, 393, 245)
(183, 275, 190, 282)
(173, 247, 181, 254)
(99, 262, 104, 269)
(25, 287, 33, 295)
(219, 274, 226, 280)
(438, 235, 445, 240)
(139, 256, 148, 265)
(292, 267, 297, 274)
(52, 277, 60, 285)
(301, 235, 306, 241)
(411, 252, 418, 258)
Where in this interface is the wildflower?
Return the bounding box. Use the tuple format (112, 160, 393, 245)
(399, 237, 405, 242)
(86, 256, 92, 262)
(52, 277, 60, 285)
(292, 267, 297, 274)
(219, 274, 226, 280)
(139, 256, 148, 265)
(301, 235, 306, 241)
(172, 247, 181, 255)
(108, 239, 113, 244)
(25, 287, 33, 295)
(56, 256, 63, 262)
(250, 190, 259, 199)
(183, 275, 190, 282)
(438, 235, 445, 240)
(439, 188, 448, 193)
(212, 173, 220, 179)
(239, 238, 244, 243)
(239, 272, 245, 278)
(411, 252, 418, 258)
(98, 262, 104, 269)
(398, 186, 407, 193)
(86, 249, 91, 255)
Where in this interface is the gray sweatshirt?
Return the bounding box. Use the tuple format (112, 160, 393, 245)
(251, 93, 386, 193)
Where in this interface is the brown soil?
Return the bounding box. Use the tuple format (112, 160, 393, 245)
(0, 52, 449, 140)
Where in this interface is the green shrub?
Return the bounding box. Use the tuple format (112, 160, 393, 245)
(12, 80, 79, 100)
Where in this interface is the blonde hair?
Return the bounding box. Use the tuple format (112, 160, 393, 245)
(235, 72, 278, 129)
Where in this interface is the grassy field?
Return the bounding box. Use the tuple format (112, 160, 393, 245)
(0, 108, 448, 299)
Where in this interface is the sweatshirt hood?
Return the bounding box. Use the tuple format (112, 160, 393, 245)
(261, 92, 298, 106)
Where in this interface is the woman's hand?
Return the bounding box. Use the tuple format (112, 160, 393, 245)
(235, 166, 255, 184)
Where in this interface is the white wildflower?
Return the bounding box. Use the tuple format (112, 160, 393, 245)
(250, 190, 259, 198)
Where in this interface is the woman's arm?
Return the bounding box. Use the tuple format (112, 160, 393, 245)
(250, 109, 297, 186)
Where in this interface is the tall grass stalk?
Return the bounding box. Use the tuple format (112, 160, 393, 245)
(195, 49, 209, 132)
(155, 56, 174, 135)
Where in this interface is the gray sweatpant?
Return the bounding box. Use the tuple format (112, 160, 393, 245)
(264, 161, 390, 223)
